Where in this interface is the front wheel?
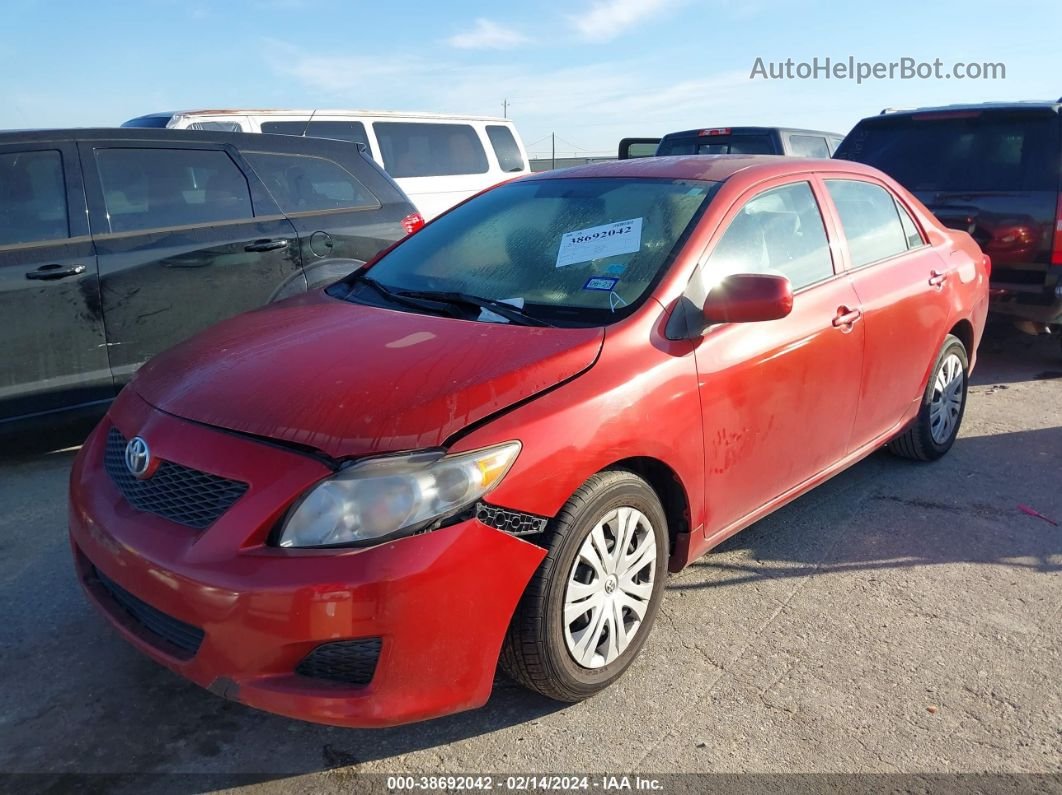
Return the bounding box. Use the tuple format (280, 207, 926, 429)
(887, 333, 969, 461)
(500, 470, 668, 702)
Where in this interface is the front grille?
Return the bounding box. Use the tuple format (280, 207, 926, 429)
(475, 503, 549, 536)
(104, 427, 248, 529)
(90, 566, 204, 660)
(296, 639, 382, 686)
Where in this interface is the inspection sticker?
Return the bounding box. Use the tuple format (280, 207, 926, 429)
(583, 277, 619, 291)
(556, 218, 643, 268)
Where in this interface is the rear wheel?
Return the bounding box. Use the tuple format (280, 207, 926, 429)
(887, 334, 969, 461)
(500, 470, 668, 702)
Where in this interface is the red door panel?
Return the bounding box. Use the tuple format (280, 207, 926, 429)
(694, 276, 864, 534)
(846, 249, 951, 446)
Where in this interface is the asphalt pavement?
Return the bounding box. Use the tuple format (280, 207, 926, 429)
(1, 322, 1059, 793)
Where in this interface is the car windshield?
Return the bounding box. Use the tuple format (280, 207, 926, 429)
(350, 177, 716, 326)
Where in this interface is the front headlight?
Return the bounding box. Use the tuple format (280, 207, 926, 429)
(276, 442, 521, 549)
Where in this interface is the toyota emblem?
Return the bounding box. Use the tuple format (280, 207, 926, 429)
(124, 436, 152, 479)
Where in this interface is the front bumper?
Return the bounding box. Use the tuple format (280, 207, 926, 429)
(69, 392, 546, 728)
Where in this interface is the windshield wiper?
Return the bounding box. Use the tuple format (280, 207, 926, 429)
(349, 274, 465, 319)
(394, 290, 552, 327)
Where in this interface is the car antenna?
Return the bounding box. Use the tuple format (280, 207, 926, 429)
(300, 108, 318, 137)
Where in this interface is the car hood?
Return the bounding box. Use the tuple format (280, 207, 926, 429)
(130, 291, 603, 459)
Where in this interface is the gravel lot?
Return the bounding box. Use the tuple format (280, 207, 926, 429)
(1, 322, 1060, 792)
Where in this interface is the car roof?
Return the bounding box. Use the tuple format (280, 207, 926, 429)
(0, 127, 343, 145)
(661, 126, 842, 137)
(526, 154, 883, 184)
(872, 100, 1061, 118)
(135, 108, 513, 123)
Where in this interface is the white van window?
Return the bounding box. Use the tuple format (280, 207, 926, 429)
(375, 122, 489, 178)
(187, 121, 243, 132)
(260, 121, 373, 156)
(486, 125, 525, 173)
(243, 152, 379, 213)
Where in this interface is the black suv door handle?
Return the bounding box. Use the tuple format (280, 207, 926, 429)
(25, 264, 86, 281)
(245, 238, 290, 252)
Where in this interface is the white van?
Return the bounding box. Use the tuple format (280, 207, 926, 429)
(122, 109, 532, 219)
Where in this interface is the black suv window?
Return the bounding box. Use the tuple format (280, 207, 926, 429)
(95, 148, 254, 233)
(260, 120, 373, 157)
(244, 152, 379, 213)
(375, 122, 489, 177)
(825, 180, 909, 267)
(486, 125, 525, 172)
(0, 150, 68, 246)
(837, 112, 1061, 192)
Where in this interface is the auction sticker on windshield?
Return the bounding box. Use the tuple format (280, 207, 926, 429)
(556, 218, 643, 268)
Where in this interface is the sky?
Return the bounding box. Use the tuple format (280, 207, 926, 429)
(2, 0, 1061, 160)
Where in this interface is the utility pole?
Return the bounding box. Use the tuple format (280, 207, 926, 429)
(551, 132, 555, 170)
(502, 98, 509, 118)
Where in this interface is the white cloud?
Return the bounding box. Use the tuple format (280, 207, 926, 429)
(567, 0, 681, 43)
(446, 18, 530, 50)
(260, 40, 761, 155)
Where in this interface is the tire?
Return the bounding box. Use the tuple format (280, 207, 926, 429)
(500, 470, 668, 702)
(887, 334, 969, 461)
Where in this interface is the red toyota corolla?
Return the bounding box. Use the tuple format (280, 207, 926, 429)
(70, 156, 989, 727)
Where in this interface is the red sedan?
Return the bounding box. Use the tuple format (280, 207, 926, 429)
(69, 156, 990, 727)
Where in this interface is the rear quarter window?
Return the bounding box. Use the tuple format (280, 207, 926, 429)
(374, 122, 489, 178)
(486, 125, 526, 172)
(243, 151, 379, 213)
(788, 135, 830, 158)
(837, 113, 1062, 192)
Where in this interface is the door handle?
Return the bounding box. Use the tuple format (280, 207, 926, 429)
(245, 238, 290, 252)
(928, 270, 949, 288)
(25, 264, 86, 281)
(832, 307, 862, 327)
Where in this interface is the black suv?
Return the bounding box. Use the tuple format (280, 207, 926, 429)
(0, 128, 418, 431)
(618, 126, 844, 159)
(835, 102, 1062, 329)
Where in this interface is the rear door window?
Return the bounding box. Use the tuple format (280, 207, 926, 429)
(486, 125, 525, 172)
(260, 120, 373, 157)
(0, 150, 69, 246)
(825, 180, 910, 267)
(243, 152, 379, 213)
(788, 135, 830, 158)
(374, 122, 489, 177)
(657, 134, 775, 156)
(836, 112, 1061, 192)
(94, 148, 254, 233)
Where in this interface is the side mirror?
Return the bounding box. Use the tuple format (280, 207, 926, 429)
(703, 273, 794, 324)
